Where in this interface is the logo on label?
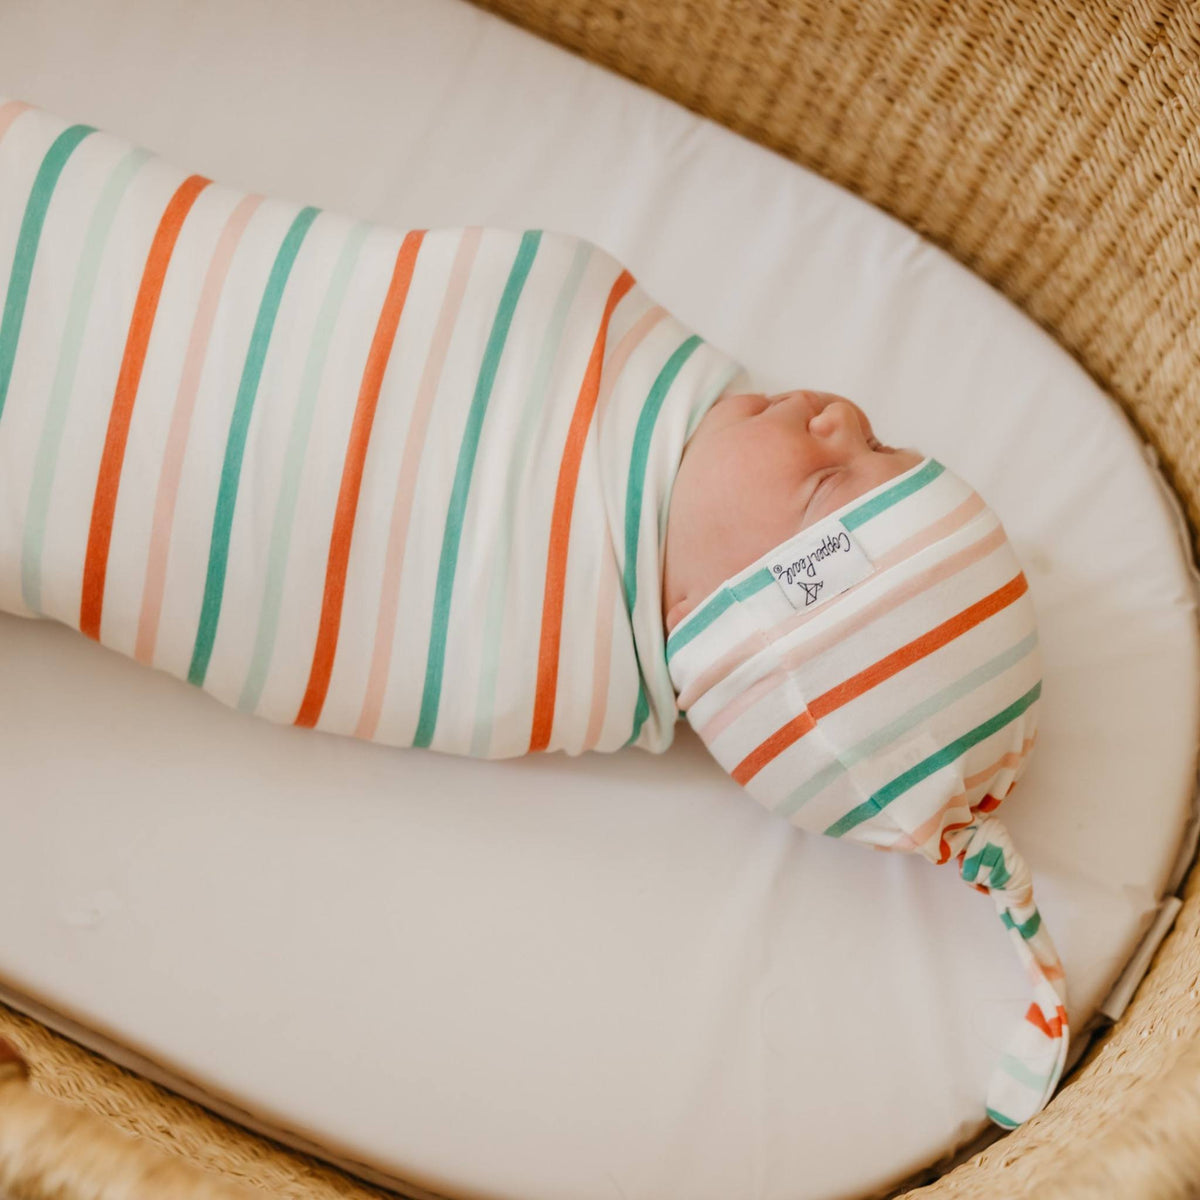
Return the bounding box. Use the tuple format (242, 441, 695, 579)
(797, 579, 824, 606)
(766, 518, 874, 613)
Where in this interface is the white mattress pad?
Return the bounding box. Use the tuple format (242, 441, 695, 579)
(0, 1, 1197, 1198)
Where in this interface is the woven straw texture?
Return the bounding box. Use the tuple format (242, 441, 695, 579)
(3, 0, 1200, 1196)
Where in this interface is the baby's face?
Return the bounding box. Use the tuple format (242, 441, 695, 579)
(662, 389, 923, 634)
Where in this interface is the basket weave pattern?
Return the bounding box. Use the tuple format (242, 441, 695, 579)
(3, 1, 1199, 1196)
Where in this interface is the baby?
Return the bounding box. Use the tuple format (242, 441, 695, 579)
(0, 95, 1067, 1130)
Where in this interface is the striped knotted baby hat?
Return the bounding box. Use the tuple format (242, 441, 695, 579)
(665, 456, 1069, 1129)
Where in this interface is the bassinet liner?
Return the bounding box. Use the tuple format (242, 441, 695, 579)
(1, 0, 1200, 1198)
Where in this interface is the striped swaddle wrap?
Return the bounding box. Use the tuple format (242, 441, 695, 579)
(667, 457, 1070, 1128)
(0, 96, 748, 757)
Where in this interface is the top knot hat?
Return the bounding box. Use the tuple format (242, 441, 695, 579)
(665, 456, 1069, 1129)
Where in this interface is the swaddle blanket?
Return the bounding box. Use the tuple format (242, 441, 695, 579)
(0, 95, 1068, 1130)
(0, 96, 747, 757)
(666, 458, 1070, 1128)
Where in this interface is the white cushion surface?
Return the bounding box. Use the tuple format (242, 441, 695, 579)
(0, 1, 1197, 1198)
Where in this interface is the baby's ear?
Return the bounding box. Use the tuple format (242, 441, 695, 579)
(665, 595, 695, 635)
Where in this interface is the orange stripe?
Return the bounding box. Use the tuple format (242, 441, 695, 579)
(731, 572, 1028, 784)
(1026, 1002, 1068, 1040)
(295, 230, 425, 728)
(527, 269, 635, 752)
(80, 173, 211, 640)
(731, 710, 816, 784)
(811, 573, 1029, 720)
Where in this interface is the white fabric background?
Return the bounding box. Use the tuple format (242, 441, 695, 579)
(0, 0, 1196, 1198)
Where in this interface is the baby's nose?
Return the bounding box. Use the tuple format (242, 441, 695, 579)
(807, 396, 861, 436)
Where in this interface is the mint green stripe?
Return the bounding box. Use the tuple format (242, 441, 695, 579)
(1000, 1051, 1049, 1091)
(665, 567, 773, 662)
(188, 205, 321, 686)
(470, 237, 592, 756)
(840, 457, 944, 531)
(237, 219, 371, 713)
(620, 334, 703, 748)
(20, 145, 153, 613)
(776, 631, 1038, 819)
(413, 229, 541, 748)
(824, 680, 1042, 838)
(1001, 907, 1042, 939)
(986, 1106, 1018, 1129)
(0, 123, 95, 424)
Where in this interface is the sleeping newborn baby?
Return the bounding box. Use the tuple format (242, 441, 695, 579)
(0, 96, 1067, 1129)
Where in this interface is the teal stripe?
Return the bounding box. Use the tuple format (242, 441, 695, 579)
(238, 219, 371, 713)
(188, 205, 321, 686)
(1001, 907, 1042, 939)
(824, 681, 1042, 838)
(961, 841, 1011, 887)
(21, 145, 153, 613)
(0, 123, 95, 424)
(413, 229, 541, 748)
(840, 457, 944, 531)
(619, 334, 703, 748)
(986, 1106, 1018, 1129)
(665, 567, 773, 663)
(776, 632, 1038, 819)
(470, 237, 592, 756)
(631, 359, 741, 746)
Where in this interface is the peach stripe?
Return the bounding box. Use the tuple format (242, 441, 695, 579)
(134, 193, 265, 664)
(0, 100, 31, 143)
(354, 226, 482, 741)
(528, 270, 635, 751)
(963, 738, 1035, 791)
(581, 304, 669, 750)
(81, 173, 212, 640)
(697, 517, 1006, 741)
(296, 230, 424, 728)
(583, 543, 621, 750)
(891, 735, 1038, 855)
(678, 491, 986, 714)
(1027, 955, 1066, 985)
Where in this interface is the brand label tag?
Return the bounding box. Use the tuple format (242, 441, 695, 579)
(765, 516, 874, 612)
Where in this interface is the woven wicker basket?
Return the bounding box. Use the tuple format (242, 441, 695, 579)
(3, 1, 1200, 1196)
